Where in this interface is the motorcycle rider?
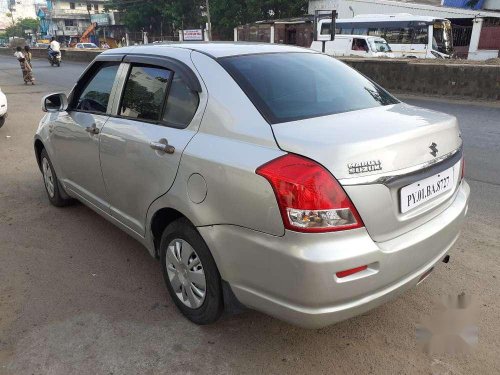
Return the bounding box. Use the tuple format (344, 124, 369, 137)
(48, 37, 61, 63)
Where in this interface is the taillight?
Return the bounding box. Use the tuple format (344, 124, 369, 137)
(256, 154, 364, 233)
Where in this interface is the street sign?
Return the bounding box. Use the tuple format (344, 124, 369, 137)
(182, 29, 204, 41)
(90, 13, 110, 26)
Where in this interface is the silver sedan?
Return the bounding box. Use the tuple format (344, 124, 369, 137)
(34, 43, 469, 328)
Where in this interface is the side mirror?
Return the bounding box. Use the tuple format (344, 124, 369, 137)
(42, 92, 68, 112)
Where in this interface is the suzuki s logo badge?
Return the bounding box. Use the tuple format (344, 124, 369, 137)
(429, 142, 439, 157)
(348, 160, 382, 174)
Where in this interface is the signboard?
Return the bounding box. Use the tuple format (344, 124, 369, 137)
(183, 29, 204, 41)
(90, 13, 110, 26)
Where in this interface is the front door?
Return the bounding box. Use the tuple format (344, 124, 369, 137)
(50, 61, 120, 211)
(350, 38, 369, 57)
(99, 59, 202, 236)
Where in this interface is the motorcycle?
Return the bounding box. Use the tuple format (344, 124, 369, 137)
(48, 49, 61, 67)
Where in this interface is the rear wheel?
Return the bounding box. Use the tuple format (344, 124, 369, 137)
(0, 116, 4, 128)
(40, 149, 73, 207)
(160, 218, 223, 325)
(56, 61, 60, 67)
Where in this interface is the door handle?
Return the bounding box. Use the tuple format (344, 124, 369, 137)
(85, 124, 99, 135)
(150, 139, 175, 154)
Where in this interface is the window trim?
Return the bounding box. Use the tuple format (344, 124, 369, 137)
(109, 56, 201, 130)
(68, 61, 121, 116)
(122, 54, 202, 93)
(117, 63, 174, 123)
(160, 72, 201, 130)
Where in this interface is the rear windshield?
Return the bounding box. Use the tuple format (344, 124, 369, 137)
(219, 52, 398, 124)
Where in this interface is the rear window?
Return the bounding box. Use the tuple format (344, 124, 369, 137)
(219, 53, 399, 124)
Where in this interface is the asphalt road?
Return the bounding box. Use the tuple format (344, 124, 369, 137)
(1, 56, 499, 375)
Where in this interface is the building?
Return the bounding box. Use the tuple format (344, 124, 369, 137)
(442, 0, 500, 11)
(235, 16, 315, 47)
(38, 0, 126, 45)
(309, 0, 500, 59)
(0, 0, 44, 31)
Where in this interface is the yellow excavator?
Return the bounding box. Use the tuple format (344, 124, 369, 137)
(80, 22, 97, 43)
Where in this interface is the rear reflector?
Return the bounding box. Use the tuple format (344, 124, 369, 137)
(336, 265, 368, 278)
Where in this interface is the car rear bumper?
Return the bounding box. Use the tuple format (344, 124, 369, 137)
(198, 180, 470, 328)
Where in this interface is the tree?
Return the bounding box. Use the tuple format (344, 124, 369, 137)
(107, 0, 205, 35)
(5, 12, 15, 26)
(5, 18, 40, 38)
(106, 0, 308, 40)
(210, 0, 308, 39)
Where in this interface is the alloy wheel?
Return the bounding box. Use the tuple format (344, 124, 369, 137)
(166, 238, 207, 309)
(42, 158, 55, 198)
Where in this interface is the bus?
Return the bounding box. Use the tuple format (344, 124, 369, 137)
(317, 14, 453, 59)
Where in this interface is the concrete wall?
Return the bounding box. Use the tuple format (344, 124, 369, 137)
(338, 57, 500, 101)
(1, 47, 498, 101)
(0, 47, 101, 62)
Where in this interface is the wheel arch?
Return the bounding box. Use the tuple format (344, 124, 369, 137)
(150, 207, 187, 258)
(34, 138, 45, 172)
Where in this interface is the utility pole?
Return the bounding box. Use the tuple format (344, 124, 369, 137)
(205, 0, 212, 41)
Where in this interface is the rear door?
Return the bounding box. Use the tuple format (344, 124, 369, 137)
(99, 54, 204, 236)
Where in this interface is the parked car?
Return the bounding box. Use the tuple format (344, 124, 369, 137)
(34, 43, 469, 328)
(0, 87, 7, 128)
(75, 43, 99, 49)
(311, 35, 394, 58)
(35, 43, 50, 49)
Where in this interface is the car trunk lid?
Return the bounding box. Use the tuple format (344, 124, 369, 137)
(271, 103, 463, 241)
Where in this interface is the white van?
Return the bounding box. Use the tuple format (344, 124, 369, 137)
(311, 35, 394, 58)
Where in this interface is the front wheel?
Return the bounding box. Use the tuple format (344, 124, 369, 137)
(0, 116, 5, 128)
(40, 149, 73, 207)
(160, 218, 224, 325)
(56, 61, 60, 67)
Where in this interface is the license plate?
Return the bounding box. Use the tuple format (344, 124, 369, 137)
(400, 167, 454, 213)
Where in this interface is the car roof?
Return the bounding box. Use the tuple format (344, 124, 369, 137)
(101, 42, 316, 59)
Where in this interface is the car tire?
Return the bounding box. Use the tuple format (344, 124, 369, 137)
(160, 217, 223, 325)
(40, 149, 73, 207)
(0, 116, 4, 128)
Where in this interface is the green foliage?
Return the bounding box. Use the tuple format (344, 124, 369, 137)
(107, 0, 205, 35)
(211, 0, 308, 39)
(5, 18, 40, 38)
(106, 0, 308, 39)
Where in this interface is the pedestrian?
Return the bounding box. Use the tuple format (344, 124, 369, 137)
(24, 45, 33, 69)
(14, 46, 35, 85)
